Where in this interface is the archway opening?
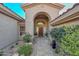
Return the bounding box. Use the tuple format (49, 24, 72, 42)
(34, 12, 49, 37)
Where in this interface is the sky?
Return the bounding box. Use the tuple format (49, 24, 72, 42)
(3, 3, 75, 19)
(3, 3, 25, 19)
(59, 3, 75, 14)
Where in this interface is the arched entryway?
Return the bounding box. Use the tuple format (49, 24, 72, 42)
(34, 12, 49, 37)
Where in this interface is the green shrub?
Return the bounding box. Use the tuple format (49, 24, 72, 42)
(50, 27, 66, 54)
(50, 25, 79, 56)
(17, 44, 32, 56)
(60, 25, 79, 56)
(23, 33, 32, 43)
(50, 27, 65, 41)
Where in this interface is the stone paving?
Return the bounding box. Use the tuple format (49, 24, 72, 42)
(31, 37, 57, 56)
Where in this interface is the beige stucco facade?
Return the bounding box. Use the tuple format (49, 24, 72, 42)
(0, 13, 19, 49)
(0, 4, 24, 49)
(51, 4, 79, 28)
(22, 3, 64, 36)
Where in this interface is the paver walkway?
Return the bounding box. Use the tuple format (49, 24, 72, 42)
(31, 37, 56, 56)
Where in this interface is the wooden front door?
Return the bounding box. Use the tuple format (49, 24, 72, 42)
(38, 27, 43, 37)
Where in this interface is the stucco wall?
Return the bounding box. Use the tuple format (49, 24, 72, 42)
(51, 5, 79, 24)
(25, 4, 61, 35)
(0, 13, 19, 49)
(52, 18, 79, 28)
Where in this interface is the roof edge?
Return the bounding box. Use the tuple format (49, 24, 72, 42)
(0, 3, 25, 22)
(50, 3, 79, 23)
(22, 3, 64, 10)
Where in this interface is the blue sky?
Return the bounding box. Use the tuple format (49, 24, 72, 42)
(3, 3, 75, 19)
(3, 3, 25, 19)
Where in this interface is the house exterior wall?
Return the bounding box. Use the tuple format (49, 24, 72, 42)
(52, 18, 79, 28)
(0, 13, 19, 49)
(24, 4, 61, 36)
(50, 4, 79, 29)
(51, 4, 79, 25)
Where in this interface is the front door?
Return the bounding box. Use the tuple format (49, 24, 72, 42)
(38, 27, 43, 37)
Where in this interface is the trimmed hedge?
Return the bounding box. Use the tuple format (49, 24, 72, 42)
(50, 25, 79, 56)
